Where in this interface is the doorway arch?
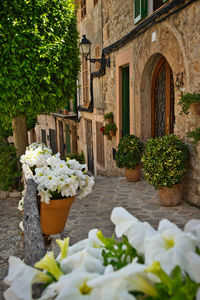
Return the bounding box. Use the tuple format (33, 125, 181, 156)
(151, 56, 175, 137)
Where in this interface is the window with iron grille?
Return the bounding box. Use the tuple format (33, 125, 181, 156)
(82, 55, 89, 103)
(81, 0, 86, 19)
(94, 0, 98, 5)
(95, 46, 100, 71)
(96, 122, 105, 167)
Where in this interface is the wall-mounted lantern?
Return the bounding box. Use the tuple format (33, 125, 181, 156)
(79, 35, 110, 68)
(175, 72, 184, 89)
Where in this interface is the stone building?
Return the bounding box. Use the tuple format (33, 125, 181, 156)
(76, 0, 200, 205)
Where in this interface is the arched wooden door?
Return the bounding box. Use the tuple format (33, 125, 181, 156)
(151, 57, 175, 137)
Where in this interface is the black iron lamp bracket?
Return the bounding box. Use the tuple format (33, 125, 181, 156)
(85, 56, 110, 68)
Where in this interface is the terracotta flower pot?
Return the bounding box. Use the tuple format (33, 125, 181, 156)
(158, 184, 183, 207)
(106, 134, 111, 140)
(190, 103, 200, 115)
(40, 196, 75, 235)
(109, 130, 116, 137)
(125, 166, 141, 182)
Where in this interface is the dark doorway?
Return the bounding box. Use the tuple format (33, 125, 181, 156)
(121, 65, 130, 137)
(86, 119, 94, 174)
(151, 56, 175, 137)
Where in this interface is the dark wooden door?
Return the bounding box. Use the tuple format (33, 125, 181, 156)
(86, 119, 94, 174)
(122, 66, 130, 137)
(151, 57, 175, 137)
(49, 129, 57, 155)
(58, 121, 65, 158)
(65, 124, 71, 155)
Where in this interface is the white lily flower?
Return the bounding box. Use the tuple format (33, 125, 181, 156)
(4, 256, 51, 300)
(186, 252, 200, 283)
(39, 272, 99, 300)
(111, 207, 155, 254)
(145, 219, 197, 274)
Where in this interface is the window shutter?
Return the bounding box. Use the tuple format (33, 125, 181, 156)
(141, 0, 148, 19)
(134, 0, 148, 24)
(134, 0, 141, 24)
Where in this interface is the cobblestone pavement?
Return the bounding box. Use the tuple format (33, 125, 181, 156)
(0, 196, 24, 299)
(1, 176, 200, 299)
(61, 176, 200, 246)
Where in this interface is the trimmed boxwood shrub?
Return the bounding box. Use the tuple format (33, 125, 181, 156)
(142, 135, 189, 189)
(0, 142, 21, 191)
(115, 134, 144, 169)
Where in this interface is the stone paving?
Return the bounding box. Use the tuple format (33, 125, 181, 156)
(1, 176, 200, 299)
(61, 176, 200, 245)
(0, 196, 24, 299)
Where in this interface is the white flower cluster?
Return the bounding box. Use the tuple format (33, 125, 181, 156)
(33, 153, 94, 203)
(20, 143, 52, 167)
(20, 143, 94, 203)
(4, 207, 200, 300)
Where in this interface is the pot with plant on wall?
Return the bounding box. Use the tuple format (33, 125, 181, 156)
(115, 134, 144, 182)
(178, 92, 200, 115)
(104, 112, 114, 124)
(105, 122, 117, 137)
(142, 135, 189, 206)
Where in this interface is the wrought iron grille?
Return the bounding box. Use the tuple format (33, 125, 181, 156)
(170, 68, 175, 134)
(154, 62, 166, 137)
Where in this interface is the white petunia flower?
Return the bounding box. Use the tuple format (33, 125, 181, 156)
(184, 219, 200, 247)
(145, 219, 197, 274)
(4, 257, 51, 300)
(186, 252, 200, 283)
(111, 207, 155, 254)
(39, 272, 99, 300)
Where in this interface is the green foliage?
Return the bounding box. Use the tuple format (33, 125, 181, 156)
(178, 92, 200, 115)
(142, 135, 189, 189)
(187, 127, 200, 145)
(105, 122, 117, 132)
(0, 143, 21, 191)
(115, 134, 144, 169)
(97, 231, 143, 271)
(145, 266, 200, 300)
(104, 112, 114, 120)
(0, 0, 80, 121)
(66, 152, 86, 164)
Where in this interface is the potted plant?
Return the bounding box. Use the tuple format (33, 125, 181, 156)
(115, 134, 144, 182)
(178, 92, 200, 115)
(105, 122, 117, 137)
(142, 135, 189, 206)
(21, 143, 94, 235)
(104, 112, 114, 124)
(104, 125, 111, 140)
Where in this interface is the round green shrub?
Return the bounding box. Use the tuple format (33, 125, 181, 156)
(115, 134, 144, 169)
(142, 135, 189, 189)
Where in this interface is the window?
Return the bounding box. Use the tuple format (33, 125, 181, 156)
(95, 46, 100, 71)
(134, 0, 167, 24)
(94, 0, 98, 5)
(82, 55, 89, 103)
(81, 0, 86, 19)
